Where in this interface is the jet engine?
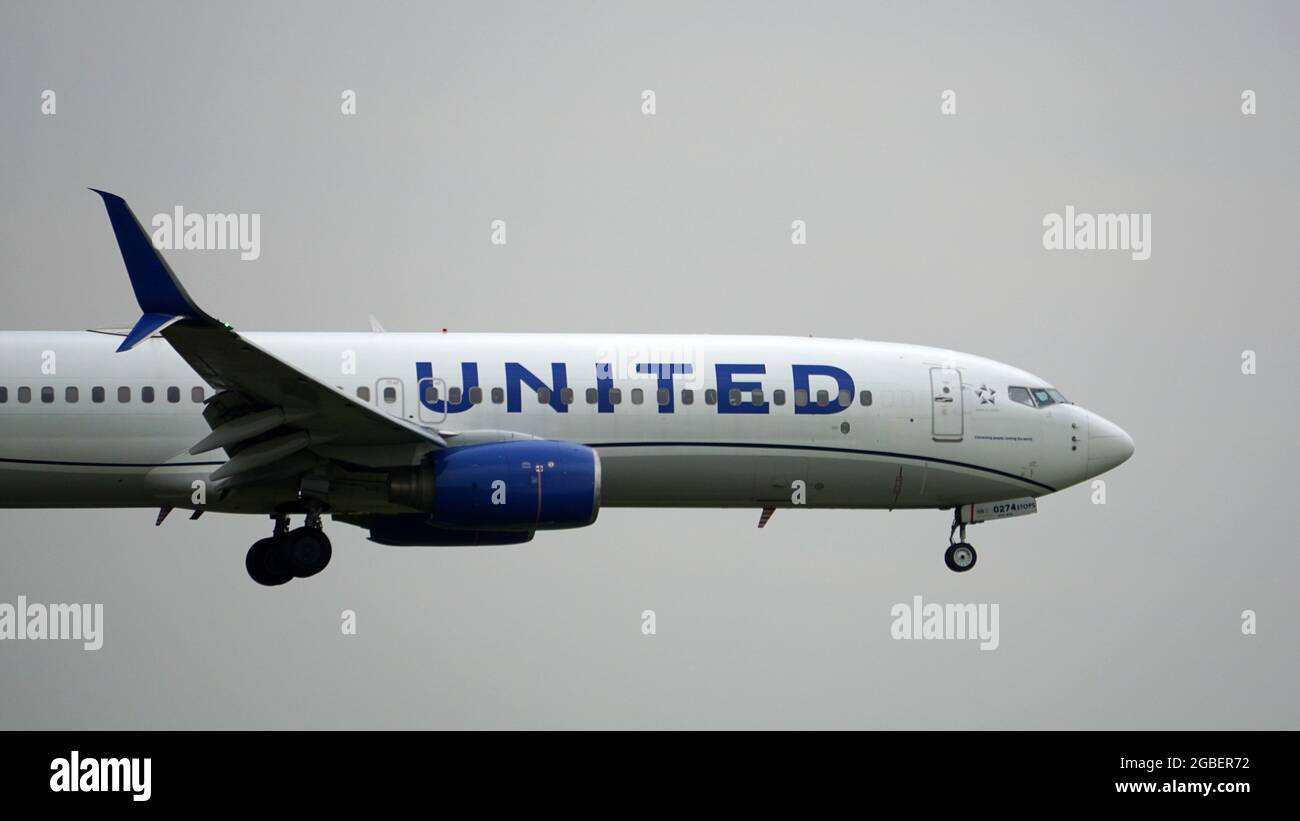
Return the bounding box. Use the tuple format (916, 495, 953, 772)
(388, 440, 601, 531)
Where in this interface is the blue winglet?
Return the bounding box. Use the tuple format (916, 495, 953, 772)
(117, 312, 184, 353)
(90, 189, 215, 350)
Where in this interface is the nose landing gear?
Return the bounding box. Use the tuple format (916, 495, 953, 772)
(945, 511, 977, 573)
(944, 541, 977, 572)
(245, 512, 333, 586)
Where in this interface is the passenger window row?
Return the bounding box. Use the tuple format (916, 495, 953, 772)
(0, 385, 206, 405)
(408, 385, 874, 409)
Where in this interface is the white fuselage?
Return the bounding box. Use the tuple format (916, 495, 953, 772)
(0, 330, 1124, 515)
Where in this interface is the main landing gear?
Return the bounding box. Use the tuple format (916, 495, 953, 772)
(945, 511, 977, 573)
(245, 511, 333, 586)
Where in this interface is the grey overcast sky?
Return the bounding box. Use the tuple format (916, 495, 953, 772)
(0, 0, 1296, 728)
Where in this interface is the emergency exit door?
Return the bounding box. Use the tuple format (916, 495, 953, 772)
(417, 376, 447, 425)
(376, 377, 406, 420)
(930, 367, 963, 441)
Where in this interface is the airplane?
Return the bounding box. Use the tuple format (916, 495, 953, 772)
(0, 190, 1134, 585)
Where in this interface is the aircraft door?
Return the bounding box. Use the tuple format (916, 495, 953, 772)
(930, 367, 963, 441)
(417, 376, 447, 425)
(376, 377, 407, 420)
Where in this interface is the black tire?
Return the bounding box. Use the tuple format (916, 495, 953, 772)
(246, 537, 293, 586)
(944, 542, 977, 573)
(283, 527, 333, 578)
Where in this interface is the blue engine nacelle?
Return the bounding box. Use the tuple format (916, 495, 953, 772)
(342, 515, 537, 547)
(388, 440, 601, 531)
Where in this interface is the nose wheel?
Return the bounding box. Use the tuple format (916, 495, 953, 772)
(944, 541, 977, 572)
(945, 510, 977, 573)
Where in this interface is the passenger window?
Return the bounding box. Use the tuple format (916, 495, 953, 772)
(681, 389, 694, 406)
(492, 387, 505, 404)
(18, 387, 31, 403)
(729, 389, 741, 406)
(167, 386, 180, 403)
(705, 389, 717, 406)
(93, 387, 105, 403)
(42, 387, 54, 403)
(0, 387, 6, 403)
(142, 387, 155, 403)
(537, 387, 552, 404)
(657, 388, 669, 406)
(448, 387, 462, 404)
(1007, 386, 1034, 407)
(773, 389, 786, 406)
(560, 387, 574, 405)
(117, 387, 130, 403)
(860, 390, 872, 406)
(794, 389, 808, 407)
(816, 390, 829, 407)
(838, 389, 852, 408)
(609, 388, 622, 405)
(585, 388, 598, 405)
(420, 386, 433, 403)
(191, 387, 205, 403)
(468, 387, 483, 404)
(752, 389, 764, 405)
(383, 386, 398, 404)
(631, 388, 644, 405)
(66, 387, 79, 403)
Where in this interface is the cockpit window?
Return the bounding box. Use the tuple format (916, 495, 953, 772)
(1011, 385, 1072, 408)
(1007, 386, 1034, 407)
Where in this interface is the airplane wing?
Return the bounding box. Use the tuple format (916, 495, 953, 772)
(91, 190, 446, 490)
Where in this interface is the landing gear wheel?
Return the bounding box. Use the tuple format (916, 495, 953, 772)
(246, 537, 293, 586)
(944, 542, 977, 573)
(282, 527, 333, 578)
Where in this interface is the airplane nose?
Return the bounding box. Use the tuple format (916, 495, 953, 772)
(1086, 410, 1134, 475)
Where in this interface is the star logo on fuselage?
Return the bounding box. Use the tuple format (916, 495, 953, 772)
(976, 384, 996, 405)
